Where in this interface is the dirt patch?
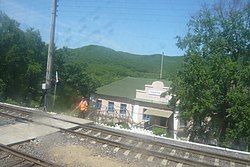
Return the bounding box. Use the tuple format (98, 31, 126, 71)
(48, 144, 137, 167)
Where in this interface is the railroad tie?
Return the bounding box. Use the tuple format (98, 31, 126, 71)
(74, 128, 82, 132)
(146, 144, 153, 150)
(214, 158, 220, 166)
(230, 161, 235, 167)
(127, 139, 133, 144)
(184, 152, 189, 159)
(135, 153, 142, 159)
(113, 147, 120, 153)
(123, 150, 130, 156)
(176, 163, 183, 167)
(158, 147, 164, 153)
(94, 132, 101, 137)
(136, 142, 142, 147)
(115, 137, 122, 142)
(161, 159, 168, 166)
(170, 149, 176, 156)
(69, 134, 76, 138)
(84, 130, 92, 134)
(104, 135, 111, 139)
(90, 141, 96, 144)
(199, 155, 204, 162)
(147, 156, 154, 162)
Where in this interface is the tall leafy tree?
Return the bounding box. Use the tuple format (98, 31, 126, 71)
(53, 61, 99, 110)
(52, 48, 100, 110)
(22, 28, 47, 104)
(173, 0, 250, 149)
(0, 12, 99, 109)
(0, 12, 47, 105)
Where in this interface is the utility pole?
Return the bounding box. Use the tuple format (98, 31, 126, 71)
(42, 0, 58, 111)
(160, 52, 164, 80)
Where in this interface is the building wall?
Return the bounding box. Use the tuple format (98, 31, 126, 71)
(97, 97, 133, 117)
(95, 97, 150, 125)
(92, 81, 177, 131)
(136, 105, 149, 124)
(132, 104, 140, 123)
(136, 81, 171, 103)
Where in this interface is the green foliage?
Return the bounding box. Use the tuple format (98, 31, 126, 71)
(0, 12, 47, 105)
(152, 126, 169, 137)
(66, 45, 183, 85)
(105, 121, 115, 127)
(0, 11, 183, 113)
(0, 79, 6, 100)
(174, 0, 250, 149)
(117, 122, 131, 129)
(51, 44, 183, 110)
(52, 61, 99, 110)
(0, 12, 99, 110)
(5, 98, 19, 105)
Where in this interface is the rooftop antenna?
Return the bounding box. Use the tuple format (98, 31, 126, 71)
(160, 52, 164, 79)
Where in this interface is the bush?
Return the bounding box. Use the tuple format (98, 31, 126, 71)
(105, 121, 115, 127)
(117, 122, 131, 129)
(152, 127, 170, 137)
(5, 98, 19, 105)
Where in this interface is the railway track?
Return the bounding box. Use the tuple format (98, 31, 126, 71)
(0, 143, 58, 167)
(62, 124, 249, 167)
(0, 106, 32, 126)
(66, 126, 201, 166)
(0, 103, 250, 167)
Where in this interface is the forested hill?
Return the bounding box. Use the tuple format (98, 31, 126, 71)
(66, 45, 184, 85)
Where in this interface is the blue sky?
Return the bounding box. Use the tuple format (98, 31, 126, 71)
(1, 0, 213, 56)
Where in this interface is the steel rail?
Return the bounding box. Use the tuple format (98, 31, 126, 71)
(81, 124, 250, 166)
(0, 143, 59, 167)
(0, 106, 199, 166)
(1, 104, 250, 166)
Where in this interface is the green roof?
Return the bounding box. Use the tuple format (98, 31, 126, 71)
(96, 77, 172, 100)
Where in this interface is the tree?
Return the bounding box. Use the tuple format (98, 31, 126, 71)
(173, 0, 250, 150)
(53, 59, 99, 110)
(0, 12, 47, 105)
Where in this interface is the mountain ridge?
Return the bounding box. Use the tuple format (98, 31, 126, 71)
(65, 45, 184, 85)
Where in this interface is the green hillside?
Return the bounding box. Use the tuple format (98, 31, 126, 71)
(65, 45, 184, 85)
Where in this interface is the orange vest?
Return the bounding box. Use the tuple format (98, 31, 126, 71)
(80, 100, 88, 111)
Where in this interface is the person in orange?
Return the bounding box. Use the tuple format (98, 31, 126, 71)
(78, 96, 88, 118)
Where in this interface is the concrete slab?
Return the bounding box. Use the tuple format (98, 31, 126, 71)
(0, 122, 58, 145)
(34, 117, 77, 129)
(0, 113, 93, 145)
(51, 114, 93, 125)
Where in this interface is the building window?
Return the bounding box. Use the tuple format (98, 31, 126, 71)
(96, 100, 102, 109)
(108, 102, 114, 112)
(143, 108, 150, 120)
(120, 104, 126, 115)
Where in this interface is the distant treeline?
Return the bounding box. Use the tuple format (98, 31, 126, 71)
(66, 45, 184, 85)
